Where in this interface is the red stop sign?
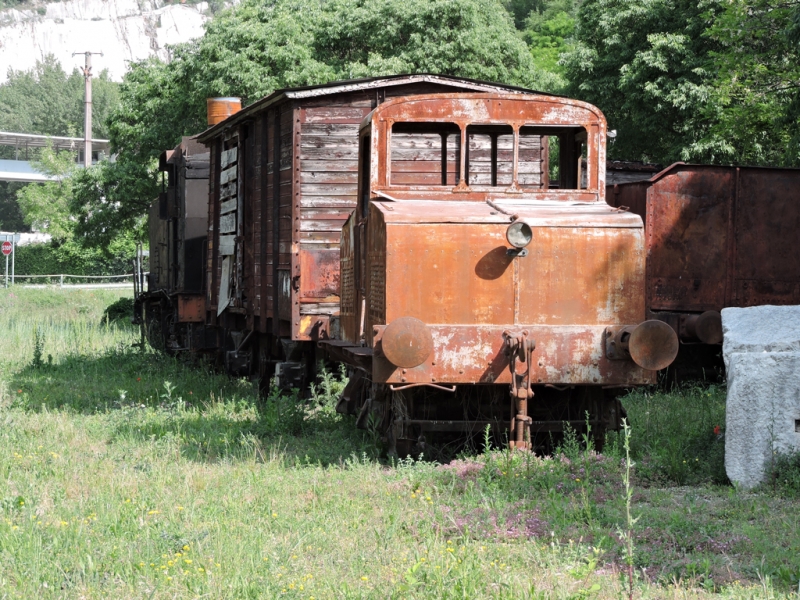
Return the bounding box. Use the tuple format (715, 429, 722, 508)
(1, 241, 11, 256)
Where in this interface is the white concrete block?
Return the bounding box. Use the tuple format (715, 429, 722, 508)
(722, 306, 800, 489)
(722, 305, 800, 354)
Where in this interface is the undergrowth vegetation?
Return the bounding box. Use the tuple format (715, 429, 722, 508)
(0, 287, 799, 598)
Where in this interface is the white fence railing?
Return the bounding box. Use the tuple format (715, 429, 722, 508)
(2, 273, 144, 288)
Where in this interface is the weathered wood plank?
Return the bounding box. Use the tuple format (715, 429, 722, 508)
(219, 235, 236, 256)
(220, 165, 237, 184)
(299, 171, 358, 184)
(300, 160, 359, 172)
(221, 182, 237, 200)
(221, 148, 237, 168)
(300, 123, 360, 135)
(299, 183, 358, 196)
(301, 197, 358, 209)
(303, 106, 371, 123)
(220, 198, 237, 215)
(220, 213, 237, 234)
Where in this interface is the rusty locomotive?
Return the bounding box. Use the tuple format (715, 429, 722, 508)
(137, 75, 800, 452)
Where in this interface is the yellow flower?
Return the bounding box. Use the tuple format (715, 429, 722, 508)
(138, 562, 144, 567)
(272, 512, 278, 518)
(166, 576, 172, 581)
(361, 576, 368, 581)
(147, 510, 159, 515)
(198, 567, 205, 572)
(183, 545, 190, 551)
(184, 559, 192, 564)
(177, 506, 184, 511)
(168, 561, 174, 567)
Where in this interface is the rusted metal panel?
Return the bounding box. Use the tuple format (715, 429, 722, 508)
(733, 168, 800, 305)
(177, 295, 205, 322)
(370, 325, 654, 386)
(645, 166, 733, 311)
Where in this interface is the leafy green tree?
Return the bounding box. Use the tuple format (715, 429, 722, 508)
(0, 55, 120, 234)
(700, 0, 800, 165)
(75, 0, 561, 245)
(523, 0, 578, 86)
(563, 0, 800, 166)
(15, 144, 77, 241)
(0, 55, 120, 141)
(562, 0, 723, 164)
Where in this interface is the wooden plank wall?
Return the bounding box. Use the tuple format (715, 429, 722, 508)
(389, 131, 544, 188)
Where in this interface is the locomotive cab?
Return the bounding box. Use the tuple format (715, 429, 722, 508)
(332, 94, 679, 453)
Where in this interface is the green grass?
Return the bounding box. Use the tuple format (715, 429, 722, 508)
(1, 287, 799, 598)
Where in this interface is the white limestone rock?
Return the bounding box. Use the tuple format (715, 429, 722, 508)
(722, 306, 800, 489)
(0, 0, 235, 84)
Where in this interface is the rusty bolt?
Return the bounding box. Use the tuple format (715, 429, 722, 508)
(459, 369, 464, 374)
(431, 361, 436, 366)
(431, 377, 436, 382)
(402, 369, 407, 374)
(401, 377, 406, 383)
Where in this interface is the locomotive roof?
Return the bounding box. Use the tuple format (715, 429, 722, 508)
(371, 200, 642, 228)
(197, 73, 546, 143)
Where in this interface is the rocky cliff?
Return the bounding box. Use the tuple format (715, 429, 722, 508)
(0, 0, 221, 83)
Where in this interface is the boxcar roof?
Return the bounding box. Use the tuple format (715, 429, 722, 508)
(197, 73, 545, 143)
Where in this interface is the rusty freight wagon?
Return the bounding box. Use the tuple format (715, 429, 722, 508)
(608, 163, 800, 349)
(136, 136, 215, 353)
(197, 75, 545, 386)
(324, 93, 680, 455)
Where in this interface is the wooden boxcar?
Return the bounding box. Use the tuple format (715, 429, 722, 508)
(608, 163, 800, 346)
(196, 75, 542, 384)
(323, 93, 680, 454)
(137, 136, 214, 352)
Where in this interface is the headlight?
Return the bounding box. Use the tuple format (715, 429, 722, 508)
(506, 221, 532, 249)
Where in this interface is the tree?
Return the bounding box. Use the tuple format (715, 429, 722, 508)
(73, 0, 560, 245)
(699, 0, 800, 165)
(562, 0, 800, 166)
(0, 55, 120, 141)
(16, 144, 77, 241)
(562, 0, 723, 164)
(0, 56, 120, 234)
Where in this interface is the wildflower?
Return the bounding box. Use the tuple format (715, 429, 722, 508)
(272, 512, 278, 518)
(166, 576, 172, 581)
(198, 567, 205, 572)
(713, 425, 721, 435)
(182, 545, 190, 551)
(17, 389, 22, 393)
(361, 576, 368, 581)
(411, 494, 416, 499)
(137, 378, 141, 381)
(447, 548, 454, 553)
(168, 561, 174, 567)
(176, 506, 184, 511)
(138, 562, 145, 567)
(147, 510, 159, 515)
(184, 559, 192, 564)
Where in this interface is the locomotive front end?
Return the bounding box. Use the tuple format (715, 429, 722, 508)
(334, 93, 678, 452)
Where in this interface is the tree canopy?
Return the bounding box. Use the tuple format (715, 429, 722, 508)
(71, 0, 559, 245)
(563, 0, 800, 165)
(4, 0, 798, 244)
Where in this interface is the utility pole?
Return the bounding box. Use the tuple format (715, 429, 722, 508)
(72, 51, 103, 168)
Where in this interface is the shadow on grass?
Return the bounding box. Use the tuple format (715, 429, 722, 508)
(7, 347, 375, 466)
